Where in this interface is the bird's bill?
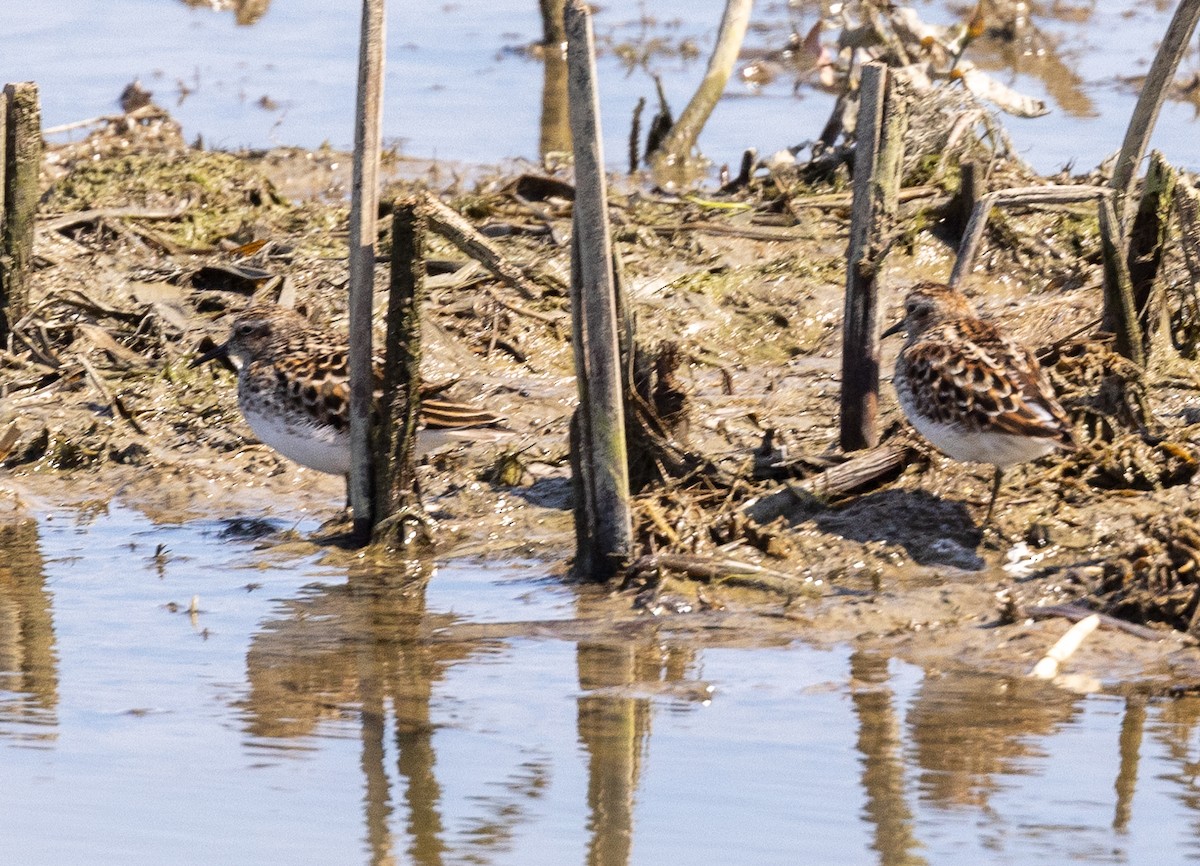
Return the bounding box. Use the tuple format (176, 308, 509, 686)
(189, 340, 231, 368)
(881, 318, 906, 338)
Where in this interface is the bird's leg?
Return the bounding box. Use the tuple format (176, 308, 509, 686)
(984, 466, 1004, 525)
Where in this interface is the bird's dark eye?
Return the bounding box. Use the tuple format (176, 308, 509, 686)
(236, 322, 257, 337)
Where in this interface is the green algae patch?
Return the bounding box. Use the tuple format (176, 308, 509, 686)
(43, 151, 287, 249)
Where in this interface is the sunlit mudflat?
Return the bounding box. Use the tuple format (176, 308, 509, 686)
(2, 506, 1200, 864)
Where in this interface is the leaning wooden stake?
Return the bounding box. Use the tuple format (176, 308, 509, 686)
(840, 62, 907, 452)
(2, 83, 40, 345)
(650, 0, 753, 186)
(1109, 0, 1200, 229)
(372, 198, 429, 550)
(348, 0, 387, 542)
(565, 0, 633, 581)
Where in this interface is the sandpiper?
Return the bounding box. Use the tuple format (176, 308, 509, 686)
(882, 282, 1076, 522)
(191, 304, 510, 476)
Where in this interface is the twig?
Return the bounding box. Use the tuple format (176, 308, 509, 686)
(1024, 603, 1193, 644)
(77, 354, 147, 435)
(424, 193, 565, 299)
(41, 204, 190, 233)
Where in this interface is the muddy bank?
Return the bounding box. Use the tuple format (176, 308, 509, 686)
(7, 108, 1200, 691)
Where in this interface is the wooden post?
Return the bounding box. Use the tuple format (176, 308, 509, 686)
(348, 0, 387, 543)
(2, 83, 40, 345)
(565, 0, 633, 581)
(1109, 0, 1200, 230)
(372, 198, 429, 550)
(1125, 150, 1177, 362)
(840, 62, 906, 452)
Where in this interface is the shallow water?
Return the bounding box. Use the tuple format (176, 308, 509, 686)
(4, 505, 1200, 863)
(2, 1, 1198, 174)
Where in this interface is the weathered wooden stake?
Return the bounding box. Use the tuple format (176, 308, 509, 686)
(565, 0, 633, 581)
(372, 198, 429, 550)
(840, 62, 906, 452)
(348, 0, 387, 542)
(1125, 150, 1177, 362)
(1110, 0, 1200, 230)
(2, 83, 40, 345)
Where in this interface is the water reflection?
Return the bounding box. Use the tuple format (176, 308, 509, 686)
(244, 560, 486, 865)
(19, 505, 1200, 861)
(538, 0, 571, 159)
(907, 671, 1082, 811)
(177, 0, 270, 26)
(851, 651, 926, 866)
(0, 515, 58, 745)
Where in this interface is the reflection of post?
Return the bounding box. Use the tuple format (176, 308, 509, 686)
(849, 651, 927, 866)
(359, 639, 397, 866)
(244, 559, 463, 866)
(353, 566, 447, 866)
(0, 511, 58, 738)
(1113, 697, 1145, 834)
(538, 0, 571, 157)
(577, 642, 650, 866)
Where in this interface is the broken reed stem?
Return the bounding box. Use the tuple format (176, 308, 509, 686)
(1125, 150, 1177, 363)
(649, 0, 753, 185)
(2, 83, 40, 346)
(1110, 0, 1200, 230)
(348, 0, 387, 543)
(1098, 195, 1143, 367)
(565, 0, 633, 581)
(840, 62, 906, 452)
(372, 199, 429, 550)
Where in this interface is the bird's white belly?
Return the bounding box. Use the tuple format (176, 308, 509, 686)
(241, 405, 500, 475)
(906, 413, 1056, 468)
(243, 403, 351, 475)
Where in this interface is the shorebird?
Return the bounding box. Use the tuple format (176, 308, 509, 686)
(882, 282, 1076, 522)
(191, 304, 509, 476)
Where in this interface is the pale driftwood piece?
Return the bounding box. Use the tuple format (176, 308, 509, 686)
(565, 0, 633, 581)
(372, 199, 430, 550)
(650, 0, 753, 182)
(347, 0, 387, 542)
(740, 445, 914, 525)
(1110, 0, 1200, 229)
(841, 62, 907, 452)
(3, 83, 40, 344)
(947, 183, 1143, 365)
(422, 193, 562, 299)
(1029, 614, 1100, 679)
